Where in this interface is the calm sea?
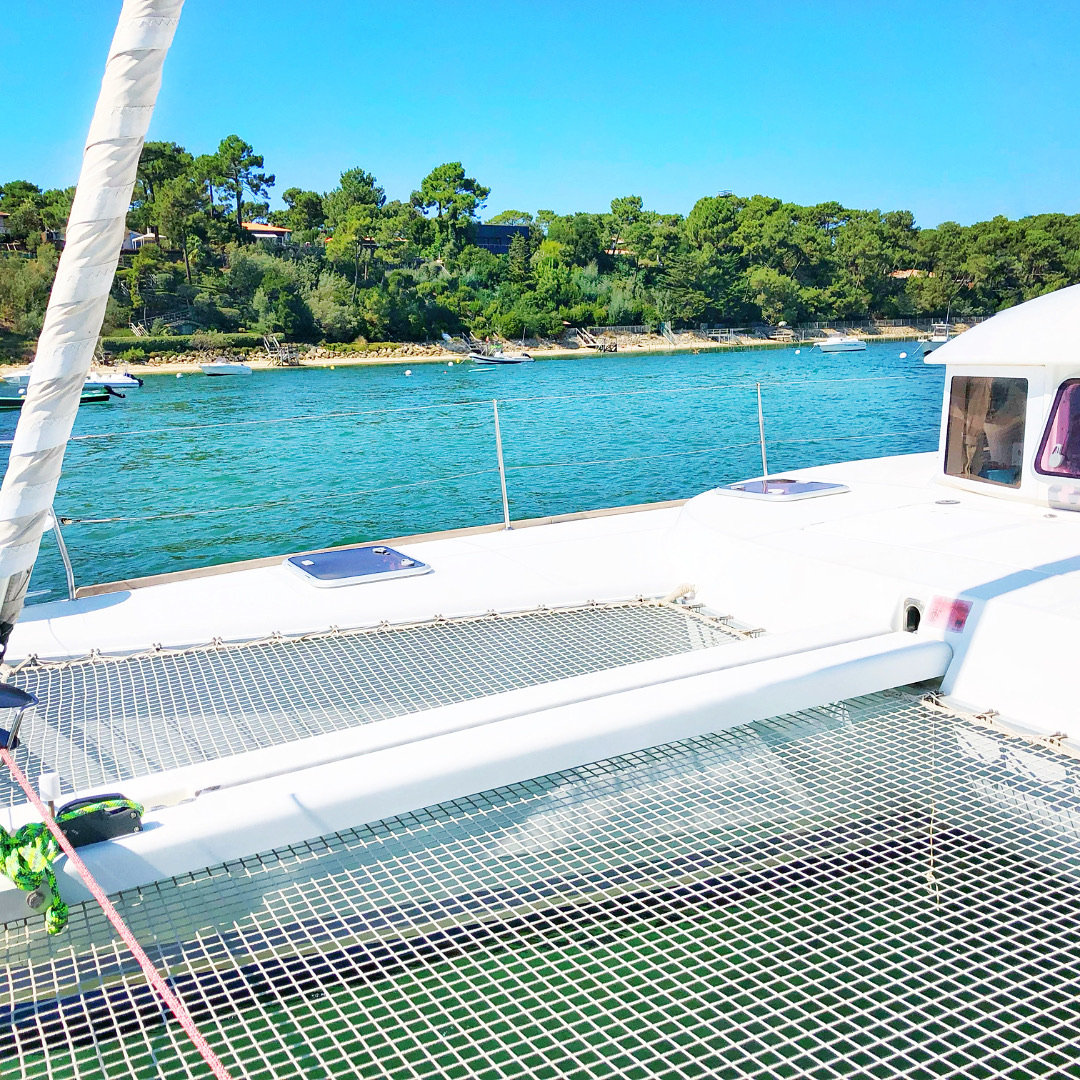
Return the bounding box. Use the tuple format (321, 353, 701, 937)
(5, 342, 944, 601)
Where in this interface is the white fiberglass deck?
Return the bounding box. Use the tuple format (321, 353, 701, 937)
(16, 449, 1080, 742)
(3, 691, 1078, 1080)
(0, 602, 742, 809)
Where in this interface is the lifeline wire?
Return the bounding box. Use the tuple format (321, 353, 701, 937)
(4, 373, 938, 448)
(56, 428, 937, 526)
(0, 746, 235, 1080)
(62, 468, 498, 526)
(504, 428, 938, 474)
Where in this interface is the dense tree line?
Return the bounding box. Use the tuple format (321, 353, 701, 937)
(4, 136, 1080, 346)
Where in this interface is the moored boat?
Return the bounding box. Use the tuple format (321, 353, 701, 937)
(468, 350, 534, 364)
(83, 369, 143, 389)
(200, 359, 253, 376)
(0, 389, 116, 409)
(815, 333, 867, 352)
(919, 321, 951, 353)
(3, 368, 143, 390)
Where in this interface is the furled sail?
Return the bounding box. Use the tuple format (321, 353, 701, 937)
(0, 0, 184, 654)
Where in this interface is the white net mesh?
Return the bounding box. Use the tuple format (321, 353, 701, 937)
(3, 690, 1080, 1078)
(1, 602, 740, 808)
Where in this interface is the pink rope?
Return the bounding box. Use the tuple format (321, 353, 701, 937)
(1, 748, 235, 1080)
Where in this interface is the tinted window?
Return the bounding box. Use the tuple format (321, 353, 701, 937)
(944, 376, 1027, 487)
(1036, 379, 1080, 479)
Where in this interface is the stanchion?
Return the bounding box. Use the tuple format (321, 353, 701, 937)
(493, 400, 512, 530)
(756, 382, 770, 494)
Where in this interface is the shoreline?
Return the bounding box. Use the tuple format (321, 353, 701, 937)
(0, 331, 936, 377)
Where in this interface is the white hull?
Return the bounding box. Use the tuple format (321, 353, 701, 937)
(468, 351, 534, 365)
(816, 337, 867, 352)
(84, 372, 143, 389)
(7, 288, 1080, 898)
(4, 371, 143, 390)
(200, 361, 253, 376)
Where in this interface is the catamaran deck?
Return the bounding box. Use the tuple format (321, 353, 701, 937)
(13, 450, 1080, 741)
(3, 690, 1078, 1080)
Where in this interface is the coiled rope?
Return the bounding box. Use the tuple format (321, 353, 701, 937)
(0, 819, 66, 933)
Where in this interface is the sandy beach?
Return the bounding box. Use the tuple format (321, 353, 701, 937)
(0, 324, 952, 378)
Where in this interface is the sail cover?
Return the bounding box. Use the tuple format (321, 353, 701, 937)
(0, 0, 184, 653)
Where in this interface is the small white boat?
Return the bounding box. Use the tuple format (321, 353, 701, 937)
(468, 351, 534, 365)
(84, 369, 144, 389)
(200, 360, 253, 376)
(3, 369, 143, 390)
(816, 334, 866, 353)
(919, 324, 951, 354)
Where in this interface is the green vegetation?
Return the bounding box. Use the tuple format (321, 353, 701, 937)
(5, 139, 1080, 357)
(99, 332, 267, 356)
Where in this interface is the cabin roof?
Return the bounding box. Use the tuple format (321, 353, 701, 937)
(927, 282, 1080, 367)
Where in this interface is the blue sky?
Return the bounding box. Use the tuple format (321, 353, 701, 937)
(4, 0, 1079, 227)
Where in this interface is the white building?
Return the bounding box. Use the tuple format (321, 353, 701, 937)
(120, 230, 159, 253)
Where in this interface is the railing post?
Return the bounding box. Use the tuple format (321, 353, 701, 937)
(756, 382, 770, 495)
(48, 508, 76, 601)
(492, 400, 512, 530)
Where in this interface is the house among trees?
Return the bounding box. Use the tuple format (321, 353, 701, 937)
(473, 223, 529, 255)
(0, 212, 9, 236)
(242, 221, 292, 245)
(120, 230, 158, 253)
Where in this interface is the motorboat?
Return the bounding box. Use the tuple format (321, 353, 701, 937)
(200, 359, 253, 376)
(83, 369, 143, 389)
(2, 7, 1080, 1080)
(815, 332, 867, 352)
(468, 349, 534, 364)
(919, 322, 951, 353)
(3, 368, 143, 390)
(0, 388, 116, 409)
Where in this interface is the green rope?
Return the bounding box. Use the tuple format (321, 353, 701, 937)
(0, 796, 143, 935)
(0, 822, 67, 934)
(56, 797, 143, 823)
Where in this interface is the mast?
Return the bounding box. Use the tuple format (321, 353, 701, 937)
(0, 0, 184, 656)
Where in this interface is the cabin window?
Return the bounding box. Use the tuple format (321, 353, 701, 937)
(1035, 379, 1080, 479)
(944, 376, 1027, 487)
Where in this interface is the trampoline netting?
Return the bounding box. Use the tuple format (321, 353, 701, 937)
(0, 602, 741, 809)
(2, 690, 1079, 1080)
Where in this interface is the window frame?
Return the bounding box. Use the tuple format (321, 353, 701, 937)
(1034, 378, 1080, 480)
(943, 374, 1028, 489)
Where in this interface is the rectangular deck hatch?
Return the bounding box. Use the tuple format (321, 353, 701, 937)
(283, 545, 431, 587)
(717, 477, 850, 500)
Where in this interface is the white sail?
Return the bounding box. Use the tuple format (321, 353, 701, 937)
(0, 0, 183, 650)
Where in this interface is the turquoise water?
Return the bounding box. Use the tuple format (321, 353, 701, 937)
(5, 343, 944, 600)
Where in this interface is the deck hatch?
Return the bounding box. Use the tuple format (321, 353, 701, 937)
(0, 601, 742, 808)
(2, 691, 1079, 1078)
